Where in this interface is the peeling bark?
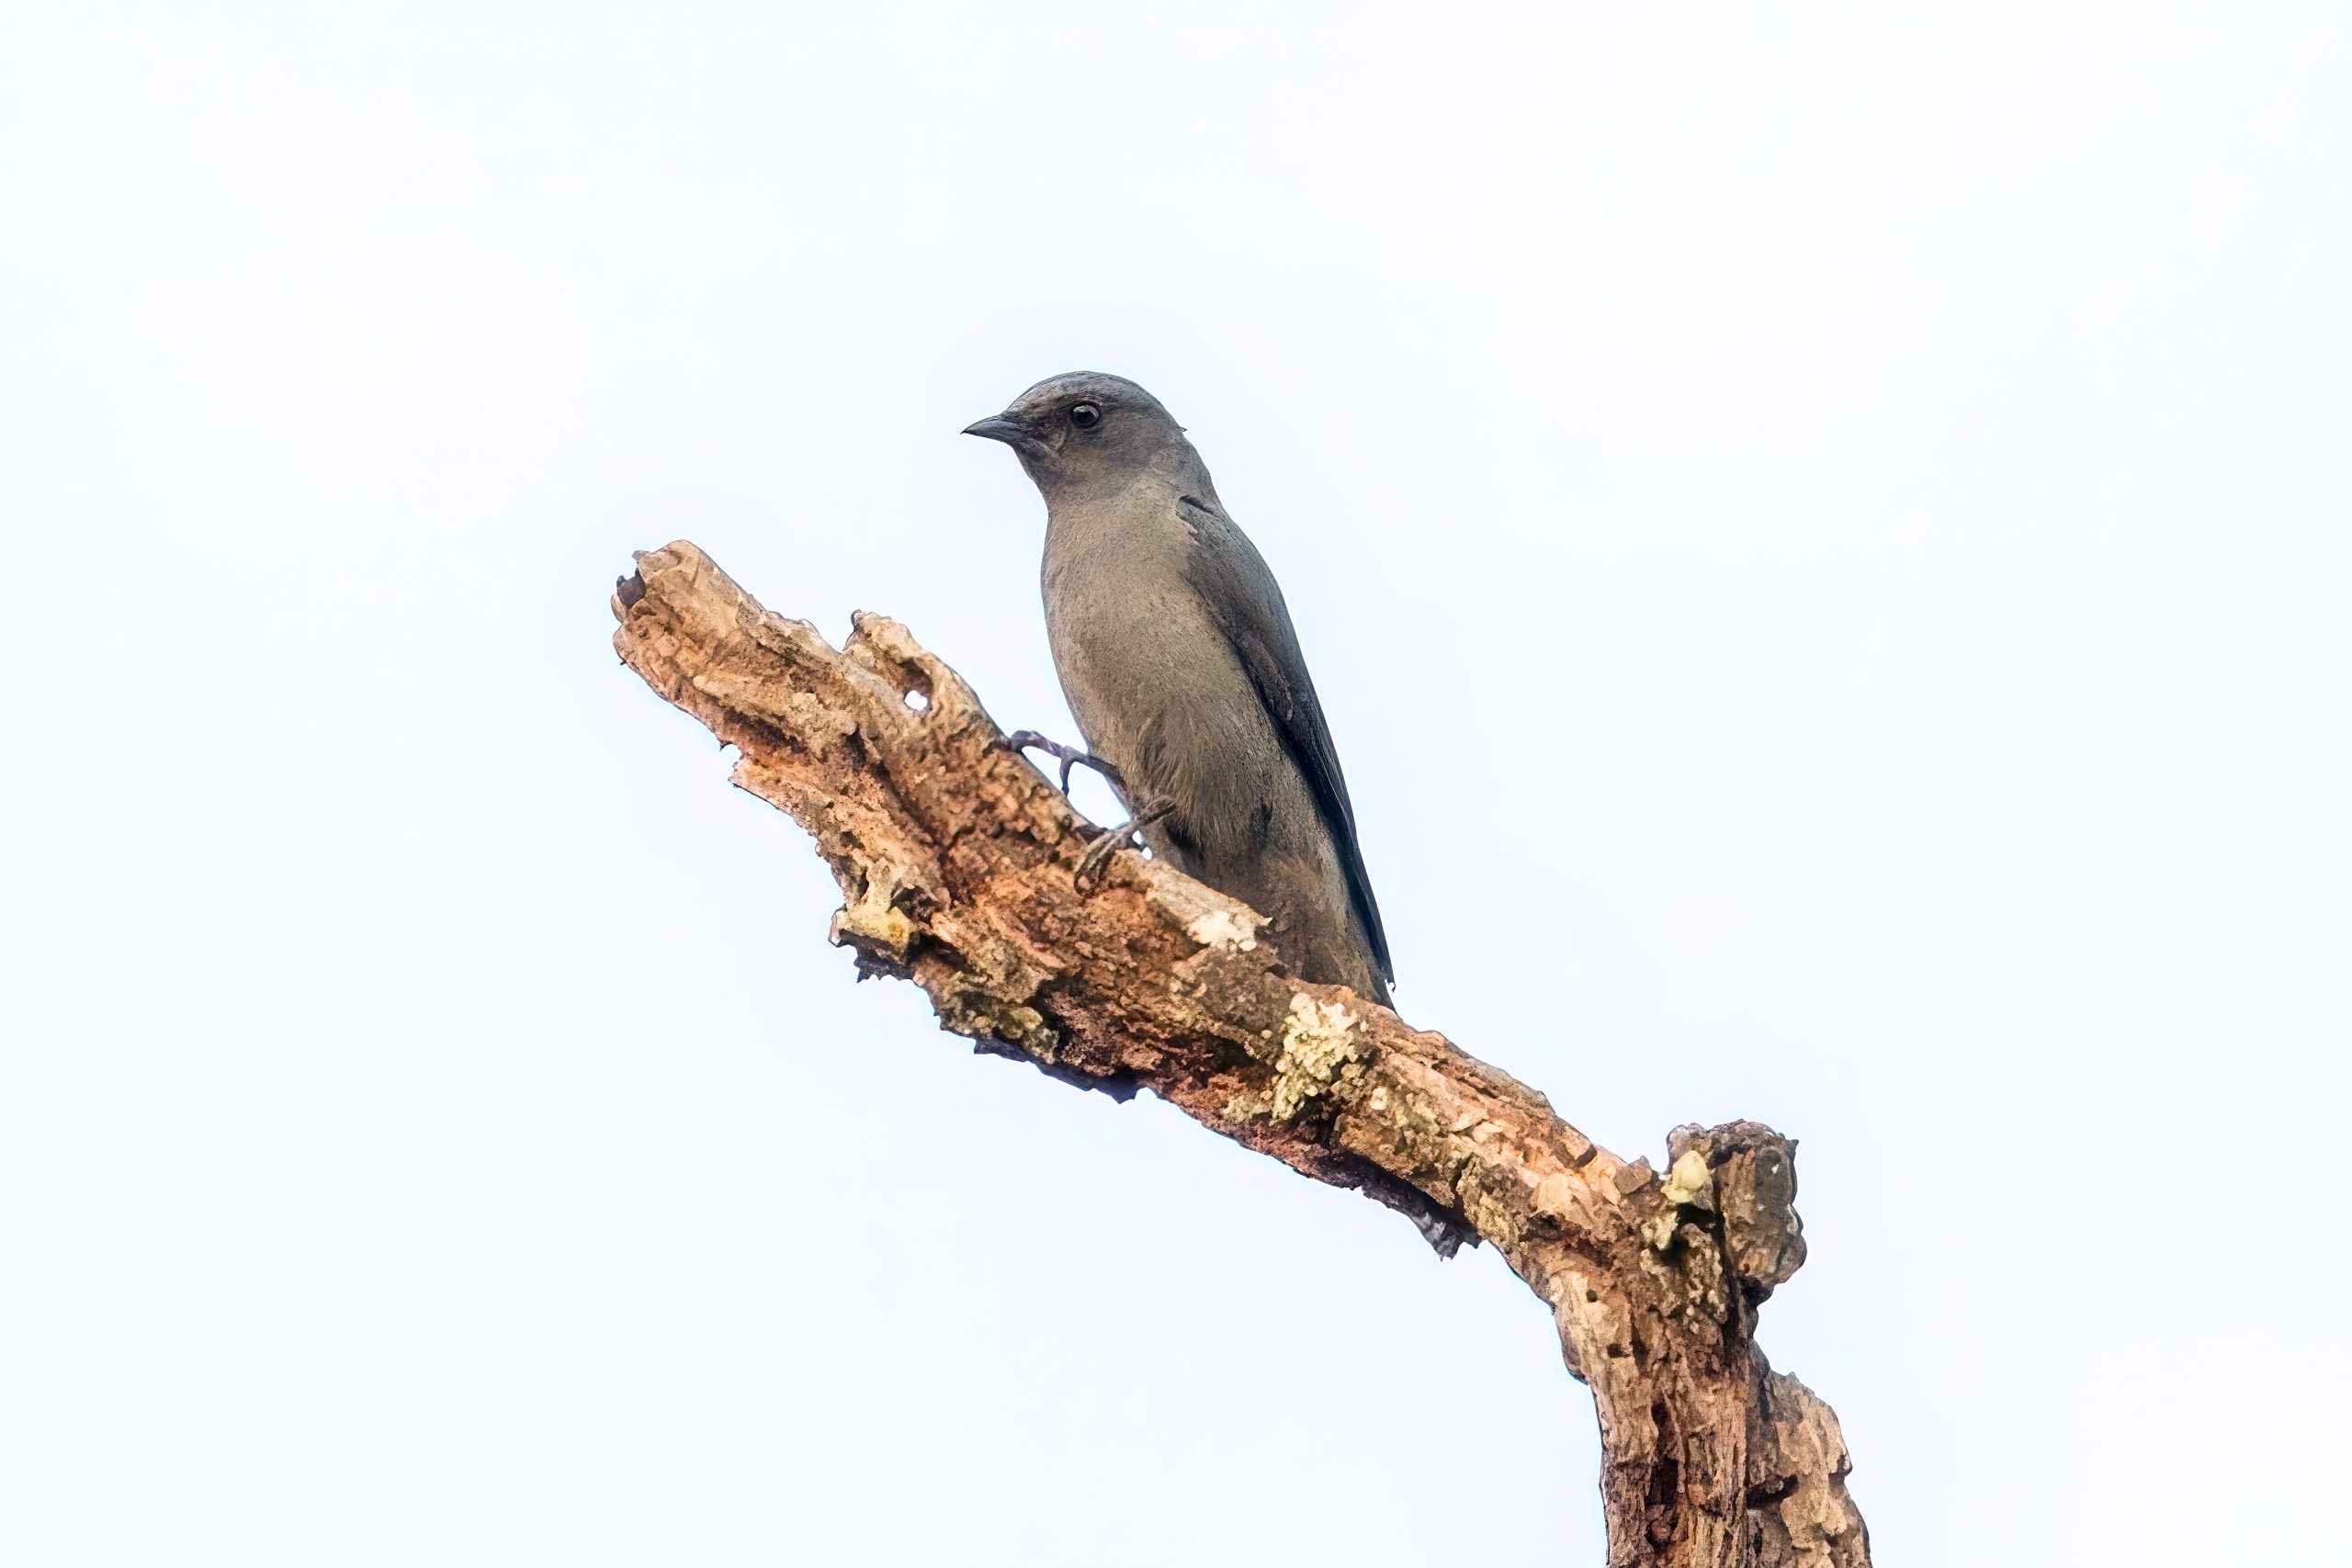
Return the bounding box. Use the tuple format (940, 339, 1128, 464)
(611, 541, 1870, 1568)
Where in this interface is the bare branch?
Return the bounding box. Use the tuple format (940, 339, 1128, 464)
(611, 541, 1869, 1568)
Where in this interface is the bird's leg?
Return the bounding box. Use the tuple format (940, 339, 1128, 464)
(1004, 730, 1168, 892)
(1005, 728, 1125, 795)
(1073, 797, 1176, 896)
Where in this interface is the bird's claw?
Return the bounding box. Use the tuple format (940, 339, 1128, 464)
(1006, 729, 1125, 795)
(1072, 832, 1125, 896)
(1073, 798, 1175, 896)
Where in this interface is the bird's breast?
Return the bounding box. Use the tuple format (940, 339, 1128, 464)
(1040, 528, 1277, 828)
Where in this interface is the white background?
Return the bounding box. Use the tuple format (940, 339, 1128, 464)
(4, 4, 2346, 1562)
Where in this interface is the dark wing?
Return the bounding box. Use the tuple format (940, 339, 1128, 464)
(1177, 495, 1393, 985)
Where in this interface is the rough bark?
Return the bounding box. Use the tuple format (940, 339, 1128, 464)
(611, 541, 1870, 1568)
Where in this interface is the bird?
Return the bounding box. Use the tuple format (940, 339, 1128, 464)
(964, 372, 1393, 1007)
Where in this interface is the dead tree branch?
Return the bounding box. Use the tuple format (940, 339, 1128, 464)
(610, 541, 1869, 1568)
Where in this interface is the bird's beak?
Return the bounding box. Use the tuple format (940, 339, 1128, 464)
(961, 415, 1031, 446)
(962, 412, 1054, 462)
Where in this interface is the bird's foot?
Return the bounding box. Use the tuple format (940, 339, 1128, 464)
(1005, 729, 1126, 795)
(1074, 798, 1175, 896)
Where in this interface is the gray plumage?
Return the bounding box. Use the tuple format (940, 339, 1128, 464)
(966, 372, 1393, 1005)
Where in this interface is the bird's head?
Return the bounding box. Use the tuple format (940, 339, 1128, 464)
(963, 371, 1188, 493)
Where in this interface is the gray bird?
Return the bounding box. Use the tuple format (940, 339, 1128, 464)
(965, 372, 1393, 1007)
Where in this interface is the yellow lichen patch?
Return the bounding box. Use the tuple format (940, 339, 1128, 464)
(936, 976, 1057, 1058)
(1269, 993, 1363, 1121)
(1660, 1148, 1715, 1211)
(1221, 1086, 1273, 1121)
(830, 881, 915, 961)
(1453, 1165, 1529, 1249)
(1340, 1076, 1453, 1190)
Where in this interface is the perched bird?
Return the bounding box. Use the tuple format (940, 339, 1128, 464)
(965, 372, 1393, 1006)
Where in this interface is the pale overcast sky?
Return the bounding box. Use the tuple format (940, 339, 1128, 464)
(4, 5, 2346, 1564)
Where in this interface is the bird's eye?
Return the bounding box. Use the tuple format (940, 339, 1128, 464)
(1069, 402, 1102, 430)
